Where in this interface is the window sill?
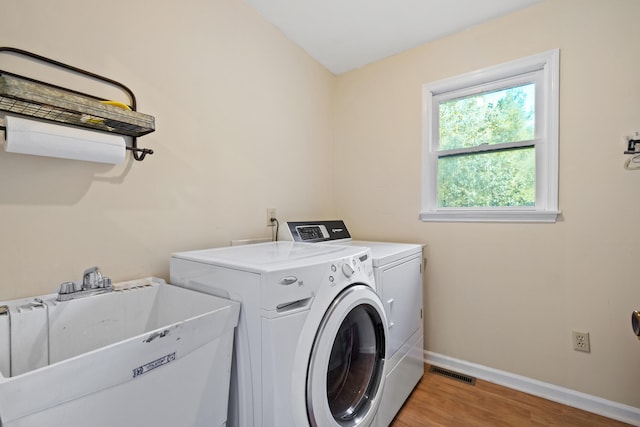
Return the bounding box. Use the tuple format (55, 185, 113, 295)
(419, 209, 561, 223)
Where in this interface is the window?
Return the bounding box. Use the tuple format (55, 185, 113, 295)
(421, 49, 560, 222)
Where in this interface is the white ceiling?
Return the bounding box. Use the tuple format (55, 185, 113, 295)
(243, 0, 543, 75)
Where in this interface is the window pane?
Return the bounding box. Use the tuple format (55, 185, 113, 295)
(437, 147, 535, 207)
(439, 83, 535, 150)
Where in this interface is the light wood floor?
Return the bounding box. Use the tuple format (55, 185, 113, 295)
(390, 365, 632, 427)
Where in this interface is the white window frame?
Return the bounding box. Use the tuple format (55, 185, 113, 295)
(420, 49, 560, 223)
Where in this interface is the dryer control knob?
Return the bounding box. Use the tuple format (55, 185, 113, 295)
(341, 263, 355, 278)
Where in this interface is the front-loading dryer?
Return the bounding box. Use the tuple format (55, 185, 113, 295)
(170, 241, 388, 427)
(280, 221, 424, 426)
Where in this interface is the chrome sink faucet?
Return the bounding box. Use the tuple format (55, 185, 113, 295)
(57, 266, 113, 301)
(82, 266, 109, 290)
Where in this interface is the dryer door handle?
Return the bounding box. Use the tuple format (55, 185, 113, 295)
(387, 298, 395, 328)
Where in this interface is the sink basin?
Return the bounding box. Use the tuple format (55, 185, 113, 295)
(0, 278, 240, 427)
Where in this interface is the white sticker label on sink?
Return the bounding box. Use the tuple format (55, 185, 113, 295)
(132, 352, 176, 378)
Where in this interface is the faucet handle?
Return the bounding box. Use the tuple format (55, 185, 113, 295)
(58, 281, 78, 295)
(97, 277, 112, 289)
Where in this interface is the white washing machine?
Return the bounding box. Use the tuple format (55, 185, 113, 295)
(170, 241, 389, 427)
(280, 221, 424, 427)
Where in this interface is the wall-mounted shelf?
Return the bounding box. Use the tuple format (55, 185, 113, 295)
(0, 47, 155, 161)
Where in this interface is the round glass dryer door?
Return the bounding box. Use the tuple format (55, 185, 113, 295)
(307, 284, 387, 427)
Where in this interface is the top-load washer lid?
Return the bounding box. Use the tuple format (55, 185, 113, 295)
(350, 240, 423, 267)
(171, 241, 370, 273)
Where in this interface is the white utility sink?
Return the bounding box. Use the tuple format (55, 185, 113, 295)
(0, 277, 240, 427)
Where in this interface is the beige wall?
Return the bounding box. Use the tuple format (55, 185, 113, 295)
(333, 0, 640, 409)
(2, 0, 639, 413)
(0, 0, 335, 298)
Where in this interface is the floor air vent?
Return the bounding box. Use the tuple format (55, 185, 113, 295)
(428, 366, 476, 386)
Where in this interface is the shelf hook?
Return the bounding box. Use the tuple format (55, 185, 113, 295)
(127, 138, 154, 161)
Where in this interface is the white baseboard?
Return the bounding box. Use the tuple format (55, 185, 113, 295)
(425, 351, 640, 426)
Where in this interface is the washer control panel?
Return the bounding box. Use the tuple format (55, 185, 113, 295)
(327, 253, 372, 287)
(281, 220, 351, 243)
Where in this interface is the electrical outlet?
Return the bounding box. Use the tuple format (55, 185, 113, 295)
(572, 331, 590, 353)
(266, 208, 277, 227)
